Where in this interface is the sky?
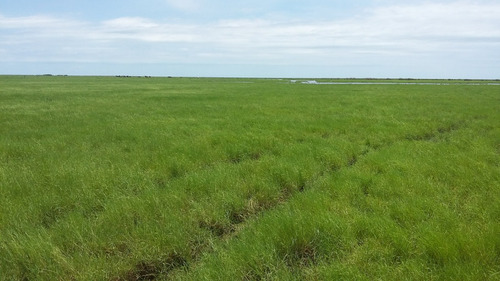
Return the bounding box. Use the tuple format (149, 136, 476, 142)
(1, 0, 499, 78)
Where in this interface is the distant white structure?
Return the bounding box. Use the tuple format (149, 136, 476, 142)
(302, 80, 318, 84)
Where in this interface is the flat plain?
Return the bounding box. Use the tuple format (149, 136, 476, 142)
(0, 76, 499, 280)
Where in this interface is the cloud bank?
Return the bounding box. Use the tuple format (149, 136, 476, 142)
(1, 1, 499, 77)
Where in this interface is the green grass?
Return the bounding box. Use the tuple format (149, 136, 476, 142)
(0, 75, 499, 280)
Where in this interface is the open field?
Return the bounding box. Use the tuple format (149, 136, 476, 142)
(1, 75, 499, 280)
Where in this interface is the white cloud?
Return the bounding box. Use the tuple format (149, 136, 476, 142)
(365, 2, 500, 38)
(0, 14, 60, 29)
(98, 17, 198, 42)
(102, 17, 159, 30)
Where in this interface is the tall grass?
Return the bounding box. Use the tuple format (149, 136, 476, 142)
(0, 76, 499, 280)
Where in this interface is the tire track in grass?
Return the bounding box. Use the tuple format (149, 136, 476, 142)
(114, 253, 187, 281)
(210, 118, 473, 239)
(342, 118, 469, 172)
(404, 120, 466, 142)
(112, 151, 272, 280)
(200, 119, 472, 269)
(114, 118, 472, 280)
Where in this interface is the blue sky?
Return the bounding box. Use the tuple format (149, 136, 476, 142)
(1, 0, 499, 78)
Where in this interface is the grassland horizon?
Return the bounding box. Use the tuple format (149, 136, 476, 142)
(6, 74, 500, 80)
(0, 75, 498, 280)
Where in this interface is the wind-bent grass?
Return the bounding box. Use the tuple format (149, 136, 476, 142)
(0, 76, 499, 280)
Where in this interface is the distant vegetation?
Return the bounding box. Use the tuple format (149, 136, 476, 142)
(0, 76, 499, 280)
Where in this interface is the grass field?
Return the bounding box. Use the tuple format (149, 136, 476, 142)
(0, 75, 499, 280)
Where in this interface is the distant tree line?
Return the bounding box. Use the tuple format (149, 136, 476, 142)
(115, 75, 153, 78)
